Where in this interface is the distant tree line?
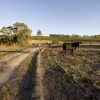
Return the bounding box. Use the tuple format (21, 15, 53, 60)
(0, 22, 32, 45)
(49, 34, 100, 38)
(50, 34, 70, 37)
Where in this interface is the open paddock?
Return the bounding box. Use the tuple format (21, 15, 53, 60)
(41, 45, 100, 100)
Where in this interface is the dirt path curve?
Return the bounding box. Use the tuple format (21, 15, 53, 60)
(0, 48, 39, 87)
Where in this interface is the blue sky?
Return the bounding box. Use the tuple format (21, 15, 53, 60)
(0, 0, 100, 36)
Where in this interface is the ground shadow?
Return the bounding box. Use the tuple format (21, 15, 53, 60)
(43, 66, 86, 100)
(80, 45, 100, 49)
(15, 51, 39, 100)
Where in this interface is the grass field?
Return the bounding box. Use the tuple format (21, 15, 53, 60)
(31, 36, 100, 42)
(0, 43, 100, 100)
(41, 45, 100, 100)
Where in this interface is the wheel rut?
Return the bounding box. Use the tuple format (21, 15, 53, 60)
(15, 51, 39, 100)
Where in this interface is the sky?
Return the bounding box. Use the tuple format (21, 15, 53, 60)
(0, 0, 100, 36)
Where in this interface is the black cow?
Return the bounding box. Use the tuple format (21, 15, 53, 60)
(62, 42, 80, 55)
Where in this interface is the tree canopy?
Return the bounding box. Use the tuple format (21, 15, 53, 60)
(37, 29, 43, 36)
(0, 22, 32, 44)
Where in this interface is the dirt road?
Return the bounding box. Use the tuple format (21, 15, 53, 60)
(0, 48, 39, 87)
(0, 47, 46, 100)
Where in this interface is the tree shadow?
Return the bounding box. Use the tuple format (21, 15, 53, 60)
(15, 51, 39, 100)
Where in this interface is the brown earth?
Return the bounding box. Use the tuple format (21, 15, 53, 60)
(40, 45, 100, 100)
(0, 47, 40, 100)
(0, 45, 100, 100)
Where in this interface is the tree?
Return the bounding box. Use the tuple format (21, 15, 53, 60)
(72, 34, 80, 38)
(1, 26, 13, 35)
(1, 27, 8, 35)
(83, 35, 89, 37)
(37, 29, 42, 36)
(13, 22, 32, 39)
(7, 26, 14, 34)
(0, 22, 32, 44)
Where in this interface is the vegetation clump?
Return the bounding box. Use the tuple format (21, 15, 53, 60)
(0, 22, 32, 45)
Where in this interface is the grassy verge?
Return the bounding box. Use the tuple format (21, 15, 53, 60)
(31, 36, 100, 42)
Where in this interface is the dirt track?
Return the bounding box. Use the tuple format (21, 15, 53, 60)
(0, 47, 45, 100)
(0, 45, 100, 100)
(0, 48, 39, 87)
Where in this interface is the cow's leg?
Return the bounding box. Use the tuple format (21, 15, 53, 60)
(63, 50, 66, 57)
(62, 50, 64, 57)
(71, 49, 73, 55)
(74, 46, 77, 50)
(63, 50, 65, 57)
(65, 50, 66, 57)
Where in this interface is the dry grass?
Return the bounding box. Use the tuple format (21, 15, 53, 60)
(41, 45, 100, 100)
(28, 40, 52, 45)
(0, 45, 100, 100)
(0, 45, 27, 60)
(0, 46, 33, 75)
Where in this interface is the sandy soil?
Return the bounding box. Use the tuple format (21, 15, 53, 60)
(0, 48, 39, 87)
